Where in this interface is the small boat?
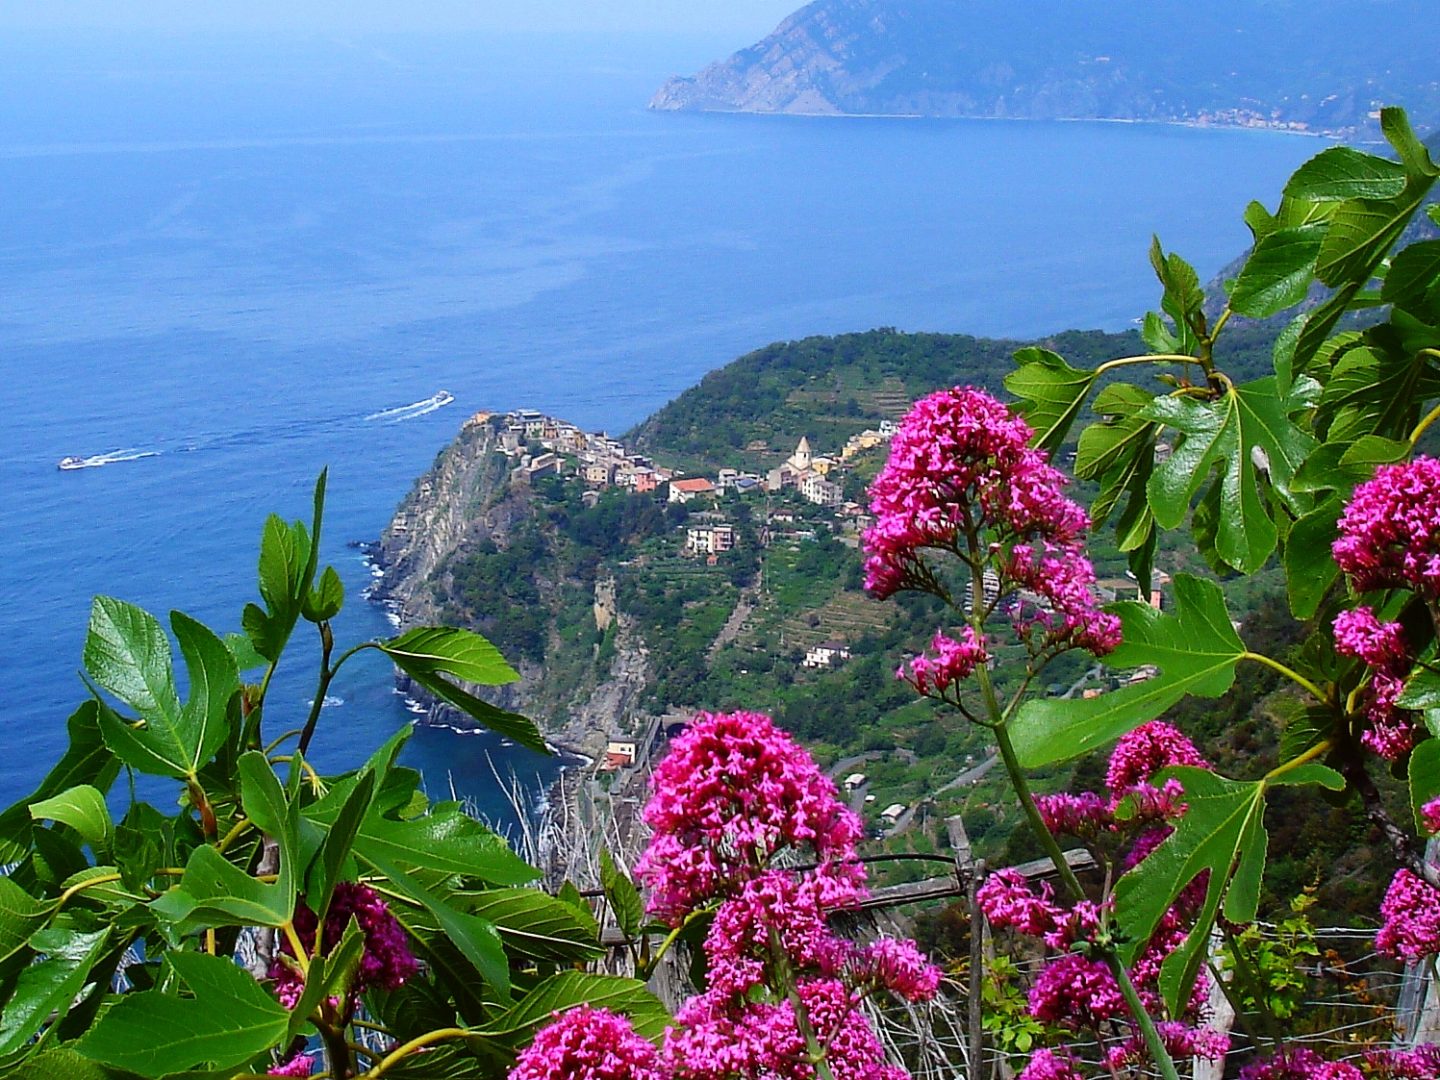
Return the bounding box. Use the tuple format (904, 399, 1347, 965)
(57, 456, 90, 470)
(436, 389, 454, 405)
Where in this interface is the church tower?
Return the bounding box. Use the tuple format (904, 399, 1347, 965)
(790, 436, 812, 472)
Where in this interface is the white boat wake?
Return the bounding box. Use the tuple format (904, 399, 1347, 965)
(57, 449, 160, 471)
(364, 390, 454, 423)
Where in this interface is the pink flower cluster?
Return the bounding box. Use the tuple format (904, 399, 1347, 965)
(1424, 798, 1440, 836)
(1032, 722, 1208, 842)
(980, 723, 1225, 1073)
(1377, 868, 1440, 961)
(267, 1054, 315, 1077)
(1333, 456, 1440, 598)
(1366, 1045, 1440, 1079)
(899, 628, 988, 697)
(1239, 1048, 1375, 1080)
(269, 881, 417, 1010)
(582, 710, 939, 1080)
(664, 979, 909, 1080)
(861, 386, 1119, 662)
(509, 1006, 661, 1080)
(1332, 606, 1417, 761)
(635, 710, 865, 926)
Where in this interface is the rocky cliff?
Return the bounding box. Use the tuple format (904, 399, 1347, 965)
(651, 0, 1440, 137)
(370, 416, 652, 760)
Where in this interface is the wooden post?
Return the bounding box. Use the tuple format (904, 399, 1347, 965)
(968, 857, 986, 1080)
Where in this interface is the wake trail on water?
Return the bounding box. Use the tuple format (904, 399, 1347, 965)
(58, 448, 161, 470)
(364, 390, 454, 424)
(57, 392, 455, 472)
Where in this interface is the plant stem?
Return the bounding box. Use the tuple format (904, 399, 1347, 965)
(992, 722, 1180, 1080)
(1242, 651, 1328, 704)
(1412, 396, 1440, 446)
(298, 622, 337, 757)
(360, 1028, 473, 1078)
(1262, 739, 1333, 783)
(1095, 353, 1205, 377)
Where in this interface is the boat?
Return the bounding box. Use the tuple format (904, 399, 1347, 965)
(57, 456, 90, 470)
(436, 389, 454, 405)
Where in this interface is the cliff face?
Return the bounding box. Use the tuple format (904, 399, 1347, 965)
(371, 418, 651, 758)
(651, 0, 1440, 137)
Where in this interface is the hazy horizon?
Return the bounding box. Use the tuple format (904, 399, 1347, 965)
(0, 0, 801, 37)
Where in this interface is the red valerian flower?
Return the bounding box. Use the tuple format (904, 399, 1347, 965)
(511, 1006, 661, 1080)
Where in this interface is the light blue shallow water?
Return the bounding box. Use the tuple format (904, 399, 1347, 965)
(0, 31, 1325, 818)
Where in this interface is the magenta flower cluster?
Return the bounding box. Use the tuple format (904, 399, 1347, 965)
(977, 723, 1225, 1071)
(522, 710, 941, 1080)
(635, 710, 865, 926)
(861, 385, 1120, 681)
(1377, 868, 1440, 962)
(1332, 606, 1417, 760)
(1235, 1046, 1440, 1080)
(266, 1053, 315, 1077)
(510, 1006, 662, 1080)
(270, 881, 418, 1010)
(1334, 456, 1440, 598)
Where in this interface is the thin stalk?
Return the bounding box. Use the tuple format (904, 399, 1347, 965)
(1412, 396, 1440, 447)
(297, 639, 372, 756)
(298, 623, 336, 756)
(1243, 651, 1327, 704)
(360, 1028, 473, 1078)
(1095, 353, 1204, 377)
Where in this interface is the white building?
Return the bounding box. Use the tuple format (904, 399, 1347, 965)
(686, 523, 735, 555)
(803, 641, 852, 668)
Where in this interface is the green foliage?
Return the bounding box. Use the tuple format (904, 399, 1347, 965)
(1011, 576, 1247, 768)
(0, 477, 653, 1080)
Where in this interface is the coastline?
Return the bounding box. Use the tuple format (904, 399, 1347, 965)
(649, 105, 1344, 140)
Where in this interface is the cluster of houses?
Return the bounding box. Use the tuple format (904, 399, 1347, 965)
(476, 408, 895, 551)
(483, 409, 675, 493)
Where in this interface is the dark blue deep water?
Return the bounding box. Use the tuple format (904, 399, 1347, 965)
(0, 31, 1325, 819)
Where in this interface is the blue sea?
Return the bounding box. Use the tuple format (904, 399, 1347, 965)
(0, 31, 1326, 821)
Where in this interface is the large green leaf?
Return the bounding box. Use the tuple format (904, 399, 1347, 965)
(0, 927, 111, 1055)
(76, 950, 289, 1076)
(1228, 225, 1324, 318)
(1003, 348, 1098, 453)
(1385, 239, 1440, 317)
(599, 849, 644, 940)
(354, 804, 539, 887)
(0, 878, 51, 970)
(29, 785, 113, 860)
(376, 626, 546, 751)
(456, 887, 602, 962)
(89, 605, 238, 780)
(379, 626, 520, 686)
(485, 972, 670, 1043)
(1149, 237, 1204, 351)
(362, 851, 511, 1004)
(1010, 576, 1245, 768)
(150, 753, 298, 932)
(84, 597, 179, 721)
(396, 672, 547, 755)
(1282, 146, 1408, 202)
(0, 703, 118, 865)
(1284, 495, 1343, 619)
(1113, 764, 1344, 1016)
(1143, 377, 1315, 573)
(1409, 739, 1440, 834)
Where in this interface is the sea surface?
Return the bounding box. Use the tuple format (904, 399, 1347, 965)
(0, 31, 1327, 823)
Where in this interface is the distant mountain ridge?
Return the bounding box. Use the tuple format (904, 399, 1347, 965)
(651, 0, 1440, 138)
